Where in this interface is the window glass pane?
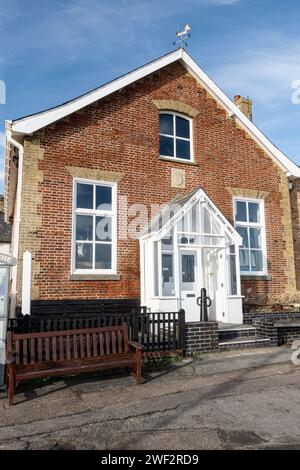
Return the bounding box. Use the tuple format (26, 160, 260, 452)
(76, 215, 93, 241)
(236, 226, 249, 248)
(191, 205, 200, 232)
(162, 254, 174, 296)
(160, 135, 174, 157)
(176, 116, 190, 138)
(235, 201, 247, 222)
(76, 183, 93, 209)
(176, 139, 190, 160)
(96, 186, 112, 211)
(76, 243, 93, 269)
(250, 250, 263, 271)
(249, 228, 261, 249)
(179, 214, 189, 233)
(159, 114, 173, 135)
(203, 207, 211, 234)
(248, 202, 260, 223)
(181, 254, 195, 283)
(95, 244, 112, 270)
(229, 253, 237, 295)
(211, 217, 221, 235)
(95, 216, 112, 241)
(240, 249, 250, 271)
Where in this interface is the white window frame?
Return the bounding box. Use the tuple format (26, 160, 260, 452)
(159, 111, 193, 162)
(233, 197, 267, 276)
(71, 178, 117, 275)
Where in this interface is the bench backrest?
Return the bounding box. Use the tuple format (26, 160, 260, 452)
(6, 324, 130, 366)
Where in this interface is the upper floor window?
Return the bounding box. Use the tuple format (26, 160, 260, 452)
(72, 179, 117, 274)
(234, 198, 267, 276)
(159, 112, 192, 161)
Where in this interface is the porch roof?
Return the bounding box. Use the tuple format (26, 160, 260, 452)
(141, 187, 242, 246)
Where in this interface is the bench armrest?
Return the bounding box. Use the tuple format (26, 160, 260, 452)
(128, 340, 143, 351)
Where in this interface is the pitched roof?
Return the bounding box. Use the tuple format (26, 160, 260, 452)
(9, 48, 300, 178)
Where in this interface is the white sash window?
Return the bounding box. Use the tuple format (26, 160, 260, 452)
(72, 179, 117, 274)
(234, 198, 267, 276)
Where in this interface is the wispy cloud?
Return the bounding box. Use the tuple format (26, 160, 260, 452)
(213, 32, 300, 106)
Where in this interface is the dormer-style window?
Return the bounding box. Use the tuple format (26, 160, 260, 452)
(159, 112, 192, 161)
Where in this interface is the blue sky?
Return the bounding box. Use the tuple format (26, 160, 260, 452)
(1, 0, 300, 193)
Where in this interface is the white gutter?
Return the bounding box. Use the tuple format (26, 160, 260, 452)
(6, 124, 24, 318)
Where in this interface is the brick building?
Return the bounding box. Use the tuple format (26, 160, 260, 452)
(4, 48, 300, 324)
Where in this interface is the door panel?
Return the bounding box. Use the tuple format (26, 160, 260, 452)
(180, 250, 199, 322)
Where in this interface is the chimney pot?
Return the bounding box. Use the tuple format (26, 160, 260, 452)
(233, 95, 253, 121)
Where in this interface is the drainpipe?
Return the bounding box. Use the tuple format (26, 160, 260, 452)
(6, 125, 24, 318)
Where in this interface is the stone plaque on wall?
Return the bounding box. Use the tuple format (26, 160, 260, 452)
(171, 168, 185, 189)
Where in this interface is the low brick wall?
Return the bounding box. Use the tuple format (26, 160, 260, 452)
(246, 312, 300, 347)
(277, 326, 300, 346)
(243, 311, 300, 325)
(185, 321, 219, 354)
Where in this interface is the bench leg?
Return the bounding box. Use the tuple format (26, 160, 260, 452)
(7, 364, 15, 406)
(135, 349, 142, 385)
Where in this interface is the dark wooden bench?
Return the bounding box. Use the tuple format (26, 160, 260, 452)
(6, 324, 142, 405)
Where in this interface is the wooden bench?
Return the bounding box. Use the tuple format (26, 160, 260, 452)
(6, 324, 142, 405)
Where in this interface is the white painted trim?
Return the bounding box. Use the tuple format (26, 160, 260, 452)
(71, 178, 117, 275)
(180, 50, 300, 177)
(144, 187, 242, 246)
(12, 50, 183, 135)
(10, 48, 300, 177)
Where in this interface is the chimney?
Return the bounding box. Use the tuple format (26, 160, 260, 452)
(234, 95, 253, 121)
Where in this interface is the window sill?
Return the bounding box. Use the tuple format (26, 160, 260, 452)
(69, 273, 121, 281)
(241, 275, 271, 281)
(159, 156, 198, 166)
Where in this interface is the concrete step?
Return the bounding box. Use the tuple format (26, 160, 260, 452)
(218, 325, 257, 341)
(219, 336, 271, 351)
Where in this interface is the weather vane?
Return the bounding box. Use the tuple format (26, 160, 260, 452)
(173, 24, 191, 49)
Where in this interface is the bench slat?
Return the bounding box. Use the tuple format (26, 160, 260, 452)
(112, 331, 116, 354)
(118, 330, 122, 353)
(59, 336, 64, 360)
(15, 340, 20, 366)
(73, 334, 78, 359)
(23, 339, 28, 365)
(92, 333, 97, 357)
(45, 337, 50, 362)
(66, 335, 71, 360)
(80, 334, 84, 358)
(99, 332, 104, 355)
(86, 333, 91, 358)
(105, 332, 110, 355)
(38, 337, 43, 363)
(30, 338, 35, 364)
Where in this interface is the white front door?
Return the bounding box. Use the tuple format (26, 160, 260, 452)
(202, 248, 226, 322)
(179, 250, 200, 322)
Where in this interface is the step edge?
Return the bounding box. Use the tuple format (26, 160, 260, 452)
(219, 337, 271, 346)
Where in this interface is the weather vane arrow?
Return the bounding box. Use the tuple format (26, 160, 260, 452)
(173, 24, 191, 49)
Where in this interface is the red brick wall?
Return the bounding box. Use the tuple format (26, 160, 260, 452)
(20, 62, 293, 305)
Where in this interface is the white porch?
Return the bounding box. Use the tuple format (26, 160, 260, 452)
(140, 188, 244, 324)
